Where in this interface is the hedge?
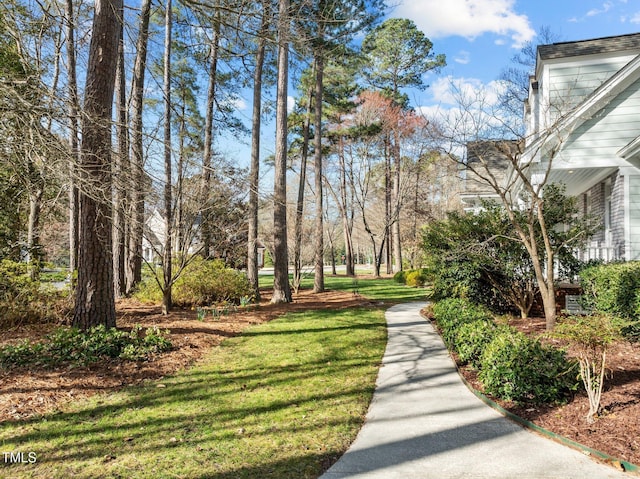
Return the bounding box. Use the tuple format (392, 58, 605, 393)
(579, 262, 640, 340)
(432, 297, 579, 404)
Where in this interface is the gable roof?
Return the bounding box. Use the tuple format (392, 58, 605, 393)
(524, 52, 640, 161)
(538, 32, 640, 61)
(463, 140, 519, 197)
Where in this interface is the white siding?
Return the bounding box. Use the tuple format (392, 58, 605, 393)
(554, 76, 640, 166)
(548, 59, 630, 116)
(629, 176, 640, 260)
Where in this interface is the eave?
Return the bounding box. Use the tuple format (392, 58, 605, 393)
(523, 53, 640, 161)
(618, 135, 640, 167)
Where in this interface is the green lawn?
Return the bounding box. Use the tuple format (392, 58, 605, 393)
(0, 277, 427, 478)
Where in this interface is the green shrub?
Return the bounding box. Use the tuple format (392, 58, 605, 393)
(454, 320, 500, 368)
(552, 314, 624, 422)
(478, 329, 578, 404)
(0, 325, 172, 369)
(432, 298, 491, 348)
(429, 260, 513, 315)
(579, 262, 640, 341)
(622, 321, 640, 341)
(0, 260, 72, 328)
(134, 258, 254, 306)
(405, 270, 426, 287)
(580, 262, 640, 318)
(393, 271, 407, 284)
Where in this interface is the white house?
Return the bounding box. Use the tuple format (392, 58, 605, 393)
(142, 209, 265, 268)
(522, 32, 640, 261)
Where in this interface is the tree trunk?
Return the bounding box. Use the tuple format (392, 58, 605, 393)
(113, 22, 128, 298)
(161, 0, 173, 315)
(73, 0, 122, 330)
(384, 137, 392, 274)
(293, 82, 312, 293)
(126, 0, 152, 293)
(313, 50, 325, 292)
(27, 187, 43, 281)
(337, 137, 354, 276)
(391, 131, 402, 272)
(247, 0, 269, 301)
(271, 0, 292, 304)
(201, 7, 220, 259)
(64, 0, 79, 274)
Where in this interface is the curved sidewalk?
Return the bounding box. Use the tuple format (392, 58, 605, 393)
(321, 302, 629, 479)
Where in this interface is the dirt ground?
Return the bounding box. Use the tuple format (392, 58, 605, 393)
(458, 316, 640, 469)
(0, 288, 372, 423)
(1, 292, 640, 469)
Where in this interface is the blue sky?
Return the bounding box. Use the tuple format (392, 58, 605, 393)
(393, 0, 640, 111)
(220, 0, 640, 171)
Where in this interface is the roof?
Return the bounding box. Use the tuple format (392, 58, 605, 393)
(538, 32, 640, 60)
(463, 140, 520, 197)
(524, 53, 640, 163)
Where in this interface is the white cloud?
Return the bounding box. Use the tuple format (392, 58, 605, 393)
(231, 97, 247, 111)
(287, 96, 295, 113)
(394, 0, 535, 48)
(454, 50, 471, 64)
(429, 76, 504, 106)
(630, 12, 640, 23)
(587, 2, 613, 17)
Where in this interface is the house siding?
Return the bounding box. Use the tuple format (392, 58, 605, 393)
(549, 60, 629, 115)
(555, 76, 640, 165)
(578, 172, 625, 261)
(586, 182, 605, 245)
(611, 172, 625, 258)
(628, 175, 640, 260)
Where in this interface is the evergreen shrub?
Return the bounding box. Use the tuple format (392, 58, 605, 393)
(0, 260, 71, 328)
(393, 271, 407, 284)
(135, 258, 253, 306)
(0, 325, 172, 369)
(454, 320, 500, 368)
(580, 261, 640, 340)
(405, 270, 427, 287)
(478, 329, 579, 404)
(432, 298, 491, 348)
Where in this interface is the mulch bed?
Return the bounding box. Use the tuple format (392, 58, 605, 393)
(456, 316, 640, 469)
(0, 288, 371, 423)
(2, 294, 640, 471)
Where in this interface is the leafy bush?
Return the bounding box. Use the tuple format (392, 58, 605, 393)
(393, 271, 407, 284)
(579, 262, 640, 341)
(552, 314, 624, 422)
(432, 298, 491, 348)
(454, 320, 500, 368)
(0, 260, 72, 328)
(478, 329, 578, 404)
(622, 321, 640, 341)
(0, 325, 172, 369)
(405, 270, 427, 287)
(580, 262, 640, 319)
(135, 258, 254, 306)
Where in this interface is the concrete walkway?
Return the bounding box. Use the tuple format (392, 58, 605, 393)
(321, 302, 629, 479)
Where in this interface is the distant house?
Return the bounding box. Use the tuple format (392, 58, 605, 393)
(522, 32, 640, 261)
(142, 209, 265, 268)
(463, 33, 640, 262)
(461, 140, 520, 213)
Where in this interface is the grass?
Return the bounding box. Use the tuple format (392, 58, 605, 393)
(259, 272, 429, 303)
(0, 277, 425, 478)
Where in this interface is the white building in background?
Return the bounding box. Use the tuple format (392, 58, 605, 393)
(464, 33, 640, 262)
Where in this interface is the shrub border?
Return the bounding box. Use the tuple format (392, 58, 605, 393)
(458, 370, 638, 474)
(422, 307, 639, 474)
